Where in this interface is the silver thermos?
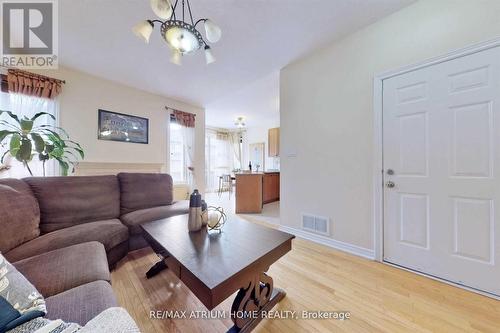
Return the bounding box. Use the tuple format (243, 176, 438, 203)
(188, 189, 203, 232)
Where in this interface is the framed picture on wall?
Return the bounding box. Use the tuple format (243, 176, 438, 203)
(97, 109, 149, 144)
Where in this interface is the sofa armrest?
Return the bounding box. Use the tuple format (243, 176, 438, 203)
(80, 307, 140, 332)
(12, 242, 110, 297)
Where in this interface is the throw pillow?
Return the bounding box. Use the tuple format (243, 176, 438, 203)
(7, 318, 80, 333)
(0, 254, 46, 314)
(79, 307, 140, 332)
(0, 253, 47, 332)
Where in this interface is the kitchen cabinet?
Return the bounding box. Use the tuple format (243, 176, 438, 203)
(263, 172, 280, 204)
(235, 172, 280, 213)
(268, 127, 280, 157)
(235, 173, 263, 213)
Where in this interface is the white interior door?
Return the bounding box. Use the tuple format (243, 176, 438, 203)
(383, 46, 500, 296)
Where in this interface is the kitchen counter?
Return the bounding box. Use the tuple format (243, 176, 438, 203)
(235, 172, 280, 213)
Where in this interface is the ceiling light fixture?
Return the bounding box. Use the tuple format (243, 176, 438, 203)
(133, 0, 221, 65)
(234, 116, 246, 128)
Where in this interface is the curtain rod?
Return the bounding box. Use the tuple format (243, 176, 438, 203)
(0, 65, 66, 84)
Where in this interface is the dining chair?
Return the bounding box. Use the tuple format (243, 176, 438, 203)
(218, 174, 233, 198)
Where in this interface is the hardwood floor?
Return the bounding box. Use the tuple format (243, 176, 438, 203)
(111, 223, 500, 333)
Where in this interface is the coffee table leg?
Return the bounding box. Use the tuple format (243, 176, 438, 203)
(228, 272, 286, 333)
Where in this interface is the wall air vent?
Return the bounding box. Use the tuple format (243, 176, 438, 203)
(301, 213, 330, 236)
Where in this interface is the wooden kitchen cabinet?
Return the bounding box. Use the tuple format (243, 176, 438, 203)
(236, 173, 263, 213)
(236, 172, 280, 213)
(268, 127, 280, 157)
(263, 172, 280, 204)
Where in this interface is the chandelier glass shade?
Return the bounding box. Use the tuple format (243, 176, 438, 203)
(132, 20, 154, 43)
(133, 0, 221, 65)
(151, 0, 173, 19)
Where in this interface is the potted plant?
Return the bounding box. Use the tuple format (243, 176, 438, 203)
(0, 110, 84, 176)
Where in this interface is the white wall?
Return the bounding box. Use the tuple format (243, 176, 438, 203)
(41, 67, 206, 192)
(280, 0, 500, 251)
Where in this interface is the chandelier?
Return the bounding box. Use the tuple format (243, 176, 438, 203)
(234, 116, 246, 128)
(133, 0, 221, 65)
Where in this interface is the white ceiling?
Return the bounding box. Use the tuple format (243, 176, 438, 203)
(59, 0, 415, 127)
(206, 71, 280, 129)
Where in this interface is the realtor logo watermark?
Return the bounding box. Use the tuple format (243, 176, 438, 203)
(1, 0, 58, 68)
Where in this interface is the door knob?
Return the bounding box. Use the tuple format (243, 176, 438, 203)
(386, 169, 395, 175)
(386, 181, 395, 188)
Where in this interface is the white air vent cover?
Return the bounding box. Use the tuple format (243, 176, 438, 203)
(301, 213, 330, 236)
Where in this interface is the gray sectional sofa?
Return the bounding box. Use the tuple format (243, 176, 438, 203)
(0, 173, 189, 327)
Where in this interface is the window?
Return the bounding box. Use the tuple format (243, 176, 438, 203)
(169, 111, 196, 186)
(0, 91, 58, 178)
(205, 129, 233, 192)
(169, 118, 186, 183)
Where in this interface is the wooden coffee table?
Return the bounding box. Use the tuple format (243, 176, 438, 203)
(141, 214, 295, 332)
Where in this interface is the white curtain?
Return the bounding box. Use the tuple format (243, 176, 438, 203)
(0, 92, 58, 178)
(205, 129, 233, 192)
(229, 130, 243, 171)
(180, 124, 195, 189)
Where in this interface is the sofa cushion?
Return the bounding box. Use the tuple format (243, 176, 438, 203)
(0, 179, 40, 253)
(24, 176, 120, 233)
(120, 201, 189, 235)
(13, 242, 110, 298)
(45, 281, 117, 326)
(118, 173, 173, 215)
(5, 219, 129, 263)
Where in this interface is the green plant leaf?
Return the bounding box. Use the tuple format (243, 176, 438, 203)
(66, 140, 83, 149)
(75, 148, 84, 159)
(31, 112, 56, 121)
(0, 110, 20, 124)
(16, 139, 32, 162)
(38, 125, 69, 138)
(41, 130, 66, 147)
(0, 120, 21, 131)
(65, 145, 84, 159)
(66, 141, 84, 157)
(2, 110, 84, 176)
(44, 144, 54, 153)
(49, 146, 64, 158)
(63, 149, 78, 160)
(0, 130, 16, 143)
(9, 133, 21, 157)
(1, 150, 10, 163)
(23, 161, 33, 176)
(30, 133, 45, 153)
(20, 118, 34, 132)
(54, 157, 69, 176)
(38, 152, 50, 161)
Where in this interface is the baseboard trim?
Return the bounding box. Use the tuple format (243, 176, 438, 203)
(279, 225, 375, 260)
